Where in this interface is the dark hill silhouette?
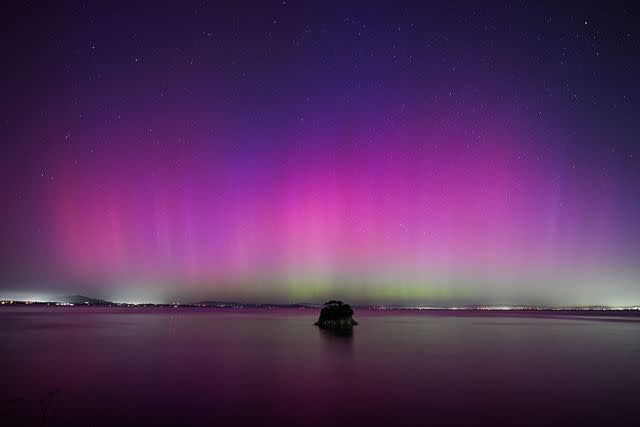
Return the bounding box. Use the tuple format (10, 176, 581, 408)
(60, 295, 113, 305)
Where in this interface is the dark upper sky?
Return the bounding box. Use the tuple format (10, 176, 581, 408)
(1, 1, 639, 305)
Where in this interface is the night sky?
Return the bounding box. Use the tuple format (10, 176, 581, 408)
(1, 1, 639, 305)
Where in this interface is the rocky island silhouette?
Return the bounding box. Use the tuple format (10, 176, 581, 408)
(314, 300, 358, 329)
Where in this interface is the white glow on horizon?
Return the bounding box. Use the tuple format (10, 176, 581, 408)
(0, 291, 57, 303)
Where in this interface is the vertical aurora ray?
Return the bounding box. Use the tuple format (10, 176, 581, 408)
(19, 109, 636, 305)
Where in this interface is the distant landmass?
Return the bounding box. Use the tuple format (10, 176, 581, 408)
(59, 295, 114, 305)
(0, 295, 638, 312)
(196, 301, 321, 309)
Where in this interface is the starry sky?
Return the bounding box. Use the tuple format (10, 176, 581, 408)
(1, 1, 639, 305)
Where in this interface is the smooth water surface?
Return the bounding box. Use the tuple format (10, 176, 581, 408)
(2, 307, 639, 426)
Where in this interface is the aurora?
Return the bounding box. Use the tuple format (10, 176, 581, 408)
(1, 1, 638, 306)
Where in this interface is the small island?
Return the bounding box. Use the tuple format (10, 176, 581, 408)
(314, 300, 358, 329)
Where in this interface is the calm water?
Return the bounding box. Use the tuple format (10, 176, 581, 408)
(1, 307, 639, 426)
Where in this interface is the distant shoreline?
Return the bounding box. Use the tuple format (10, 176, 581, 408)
(1, 299, 639, 316)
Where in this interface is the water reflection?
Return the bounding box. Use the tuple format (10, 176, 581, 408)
(318, 325, 354, 338)
(317, 325, 354, 363)
(4, 308, 639, 426)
